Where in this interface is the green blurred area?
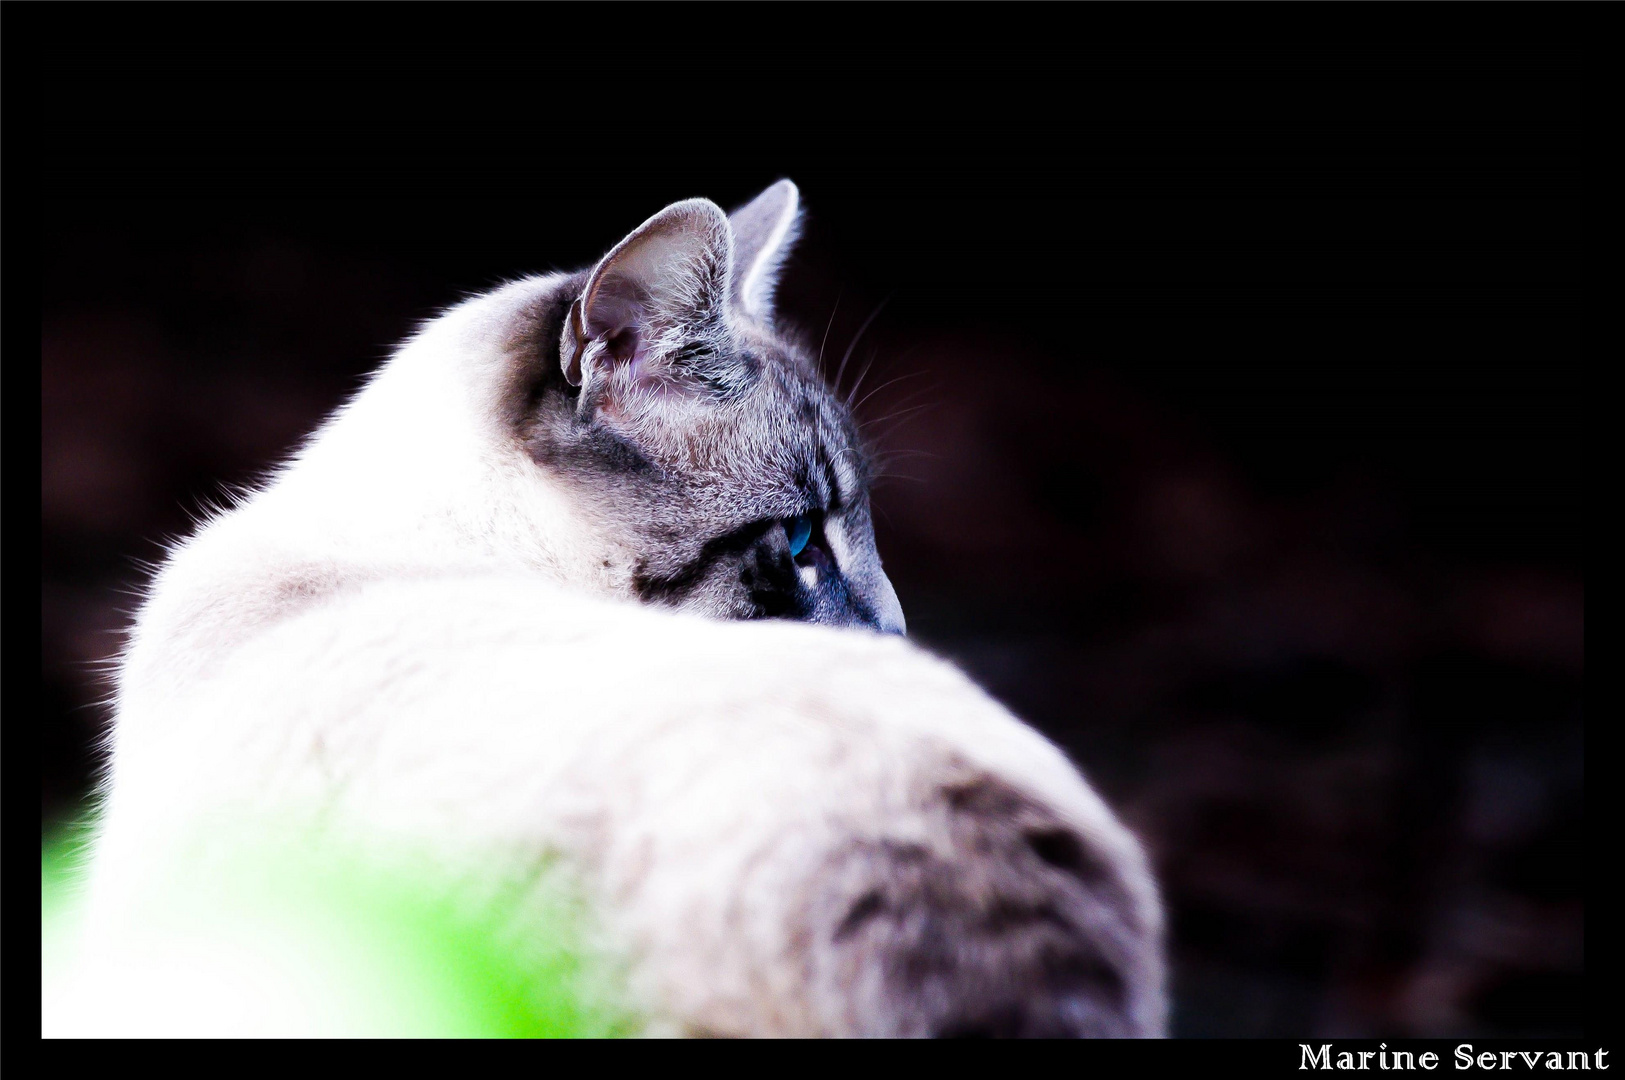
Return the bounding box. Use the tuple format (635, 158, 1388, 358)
(42, 823, 635, 1038)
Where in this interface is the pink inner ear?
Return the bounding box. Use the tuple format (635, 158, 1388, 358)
(605, 328, 640, 364)
(582, 276, 655, 376)
(583, 275, 647, 338)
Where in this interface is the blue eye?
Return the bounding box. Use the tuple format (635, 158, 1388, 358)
(785, 515, 812, 558)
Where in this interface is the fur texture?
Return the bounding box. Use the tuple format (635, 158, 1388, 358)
(85, 182, 1167, 1037)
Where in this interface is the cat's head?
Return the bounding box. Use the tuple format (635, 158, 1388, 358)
(516, 181, 905, 635)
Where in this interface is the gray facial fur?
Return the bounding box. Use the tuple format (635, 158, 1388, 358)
(517, 182, 905, 635)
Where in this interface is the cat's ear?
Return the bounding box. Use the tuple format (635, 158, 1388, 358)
(561, 198, 733, 389)
(728, 179, 802, 321)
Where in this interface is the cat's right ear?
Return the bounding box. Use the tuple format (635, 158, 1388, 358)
(728, 179, 801, 321)
(560, 199, 733, 390)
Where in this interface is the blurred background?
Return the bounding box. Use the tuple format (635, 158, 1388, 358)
(39, 28, 1586, 1037)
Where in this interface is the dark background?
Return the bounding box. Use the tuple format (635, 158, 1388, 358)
(36, 21, 1587, 1038)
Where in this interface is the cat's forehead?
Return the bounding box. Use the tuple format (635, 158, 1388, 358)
(738, 330, 868, 495)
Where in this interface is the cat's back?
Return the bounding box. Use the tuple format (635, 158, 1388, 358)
(115, 570, 1117, 851)
(95, 571, 1166, 1036)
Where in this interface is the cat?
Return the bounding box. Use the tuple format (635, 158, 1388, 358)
(81, 181, 1167, 1037)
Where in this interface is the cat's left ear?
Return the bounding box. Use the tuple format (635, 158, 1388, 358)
(728, 179, 802, 320)
(560, 198, 733, 390)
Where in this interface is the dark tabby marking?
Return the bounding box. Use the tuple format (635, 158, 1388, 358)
(797, 773, 1158, 1038)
